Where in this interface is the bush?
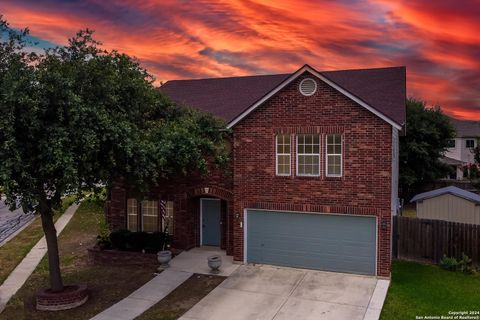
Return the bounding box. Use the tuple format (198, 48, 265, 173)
(96, 219, 112, 249)
(458, 253, 473, 274)
(440, 253, 474, 274)
(109, 229, 130, 251)
(108, 230, 170, 253)
(440, 255, 458, 271)
(125, 231, 149, 251)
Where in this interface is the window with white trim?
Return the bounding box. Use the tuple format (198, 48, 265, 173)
(297, 134, 320, 176)
(141, 200, 158, 233)
(326, 134, 342, 177)
(276, 134, 291, 176)
(466, 139, 475, 148)
(127, 199, 138, 231)
(162, 200, 174, 235)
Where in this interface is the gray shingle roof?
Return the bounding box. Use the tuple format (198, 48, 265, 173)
(449, 117, 480, 138)
(159, 65, 406, 127)
(410, 186, 480, 204)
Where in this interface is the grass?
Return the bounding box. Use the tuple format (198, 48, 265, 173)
(1, 199, 156, 320)
(0, 196, 76, 284)
(137, 274, 225, 320)
(381, 260, 480, 319)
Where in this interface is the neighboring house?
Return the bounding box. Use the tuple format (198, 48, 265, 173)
(105, 64, 406, 277)
(411, 186, 480, 224)
(443, 118, 480, 180)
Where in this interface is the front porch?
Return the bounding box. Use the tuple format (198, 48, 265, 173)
(170, 246, 239, 276)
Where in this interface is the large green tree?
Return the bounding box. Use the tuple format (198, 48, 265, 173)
(399, 98, 456, 199)
(0, 19, 227, 292)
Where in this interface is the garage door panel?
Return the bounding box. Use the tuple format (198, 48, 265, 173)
(246, 210, 376, 275)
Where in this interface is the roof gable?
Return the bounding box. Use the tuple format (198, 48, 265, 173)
(159, 64, 406, 129)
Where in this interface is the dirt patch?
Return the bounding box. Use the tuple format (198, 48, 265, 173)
(137, 273, 225, 320)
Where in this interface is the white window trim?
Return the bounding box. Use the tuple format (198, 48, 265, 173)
(466, 139, 475, 148)
(276, 135, 291, 176)
(296, 134, 321, 177)
(325, 134, 343, 177)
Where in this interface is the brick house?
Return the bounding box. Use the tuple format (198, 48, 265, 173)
(106, 64, 406, 277)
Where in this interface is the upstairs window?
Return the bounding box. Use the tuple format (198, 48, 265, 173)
(447, 139, 455, 148)
(466, 139, 475, 148)
(297, 134, 320, 176)
(127, 199, 138, 232)
(276, 135, 291, 176)
(326, 134, 342, 177)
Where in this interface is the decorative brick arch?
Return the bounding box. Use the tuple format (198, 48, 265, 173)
(188, 186, 233, 201)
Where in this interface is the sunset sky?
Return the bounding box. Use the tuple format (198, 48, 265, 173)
(2, 0, 479, 120)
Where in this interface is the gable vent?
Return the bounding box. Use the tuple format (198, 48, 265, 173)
(299, 78, 317, 96)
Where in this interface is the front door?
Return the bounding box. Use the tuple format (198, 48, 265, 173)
(201, 199, 221, 246)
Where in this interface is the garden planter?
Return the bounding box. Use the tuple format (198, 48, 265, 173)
(36, 284, 89, 311)
(157, 250, 172, 270)
(208, 255, 222, 274)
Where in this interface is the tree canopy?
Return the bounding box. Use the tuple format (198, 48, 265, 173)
(399, 98, 456, 199)
(0, 18, 228, 292)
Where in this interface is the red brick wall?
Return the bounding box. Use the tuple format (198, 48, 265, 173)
(106, 164, 235, 255)
(106, 71, 395, 277)
(232, 71, 393, 277)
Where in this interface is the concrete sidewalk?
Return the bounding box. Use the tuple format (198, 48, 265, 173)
(0, 204, 79, 313)
(90, 269, 192, 320)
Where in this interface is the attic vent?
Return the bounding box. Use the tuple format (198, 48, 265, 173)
(299, 78, 317, 96)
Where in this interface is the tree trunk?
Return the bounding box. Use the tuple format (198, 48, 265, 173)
(40, 207, 64, 292)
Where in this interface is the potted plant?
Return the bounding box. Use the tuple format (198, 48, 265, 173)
(208, 255, 222, 274)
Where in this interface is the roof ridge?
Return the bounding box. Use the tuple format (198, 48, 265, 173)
(321, 66, 406, 73)
(163, 73, 290, 83)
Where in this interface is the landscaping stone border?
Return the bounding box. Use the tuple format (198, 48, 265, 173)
(36, 285, 88, 311)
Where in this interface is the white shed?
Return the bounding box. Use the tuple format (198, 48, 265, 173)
(410, 186, 480, 224)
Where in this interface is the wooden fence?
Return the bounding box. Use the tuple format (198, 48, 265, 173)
(393, 216, 480, 265)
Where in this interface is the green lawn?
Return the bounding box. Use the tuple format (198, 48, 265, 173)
(381, 260, 480, 319)
(0, 196, 76, 284)
(1, 199, 155, 320)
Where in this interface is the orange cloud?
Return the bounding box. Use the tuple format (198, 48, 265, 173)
(2, 0, 479, 119)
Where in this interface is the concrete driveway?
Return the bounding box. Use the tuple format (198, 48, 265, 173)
(180, 265, 389, 320)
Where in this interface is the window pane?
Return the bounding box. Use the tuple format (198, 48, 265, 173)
(326, 135, 342, 176)
(127, 199, 138, 232)
(297, 135, 320, 176)
(143, 216, 157, 233)
(305, 144, 312, 153)
(142, 200, 158, 232)
(277, 135, 291, 176)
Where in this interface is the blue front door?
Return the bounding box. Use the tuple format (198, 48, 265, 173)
(201, 199, 221, 246)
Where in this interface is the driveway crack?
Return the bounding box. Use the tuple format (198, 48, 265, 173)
(271, 271, 307, 320)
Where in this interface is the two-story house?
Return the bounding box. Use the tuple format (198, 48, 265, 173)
(443, 117, 480, 180)
(105, 65, 406, 277)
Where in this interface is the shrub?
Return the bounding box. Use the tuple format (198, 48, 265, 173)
(144, 232, 169, 253)
(96, 219, 112, 249)
(108, 230, 169, 253)
(440, 255, 458, 271)
(109, 229, 130, 251)
(125, 231, 149, 251)
(458, 253, 473, 274)
(440, 253, 474, 274)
